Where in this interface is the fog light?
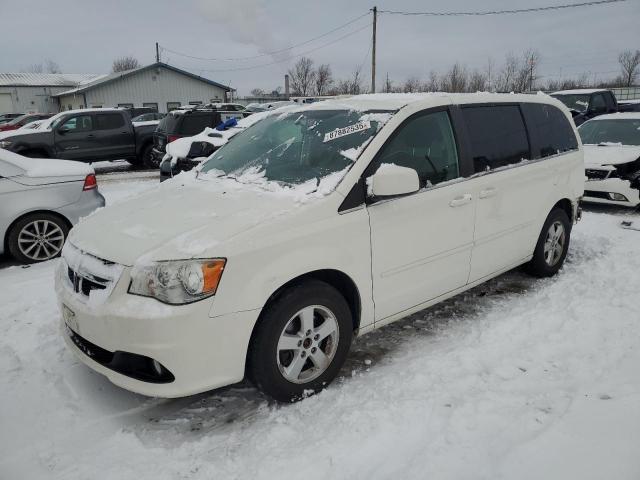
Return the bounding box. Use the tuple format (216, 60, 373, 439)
(609, 193, 628, 201)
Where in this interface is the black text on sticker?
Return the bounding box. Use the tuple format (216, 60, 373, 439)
(323, 121, 371, 142)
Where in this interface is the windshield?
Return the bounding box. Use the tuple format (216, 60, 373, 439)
(551, 94, 591, 113)
(578, 119, 640, 146)
(200, 109, 390, 186)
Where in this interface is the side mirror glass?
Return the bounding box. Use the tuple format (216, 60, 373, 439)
(368, 164, 420, 198)
(57, 126, 70, 134)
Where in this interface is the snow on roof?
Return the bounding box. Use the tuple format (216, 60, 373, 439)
(587, 112, 640, 121)
(289, 92, 560, 113)
(551, 88, 608, 95)
(0, 72, 104, 87)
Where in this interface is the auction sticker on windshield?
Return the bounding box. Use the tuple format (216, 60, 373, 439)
(323, 121, 371, 142)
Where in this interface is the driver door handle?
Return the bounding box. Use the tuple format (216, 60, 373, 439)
(479, 187, 497, 199)
(449, 194, 473, 207)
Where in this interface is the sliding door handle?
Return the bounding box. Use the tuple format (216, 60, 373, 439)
(449, 194, 473, 207)
(479, 187, 497, 199)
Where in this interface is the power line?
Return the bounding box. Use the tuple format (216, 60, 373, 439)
(378, 0, 627, 16)
(159, 11, 370, 63)
(168, 21, 372, 73)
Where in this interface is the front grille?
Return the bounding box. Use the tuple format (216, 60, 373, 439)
(67, 267, 109, 296)
(585, 169, 611, 180)
(61, 243, 122, 301)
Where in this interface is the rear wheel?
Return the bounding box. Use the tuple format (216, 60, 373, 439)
(526, 208, 571, 277)
(8, 213, 69, 264)
(247, 280, 353, 402)
(140, 144, 159, 169)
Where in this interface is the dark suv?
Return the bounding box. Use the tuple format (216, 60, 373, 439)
(151, 107, 250, 167)
(550, 89, 618, 126)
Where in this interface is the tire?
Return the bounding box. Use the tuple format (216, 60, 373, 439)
(526, 208, 571, 277)
(8, 212, 69, 264)
(140, 144, 159, 169)
(247, 280, 353, 402)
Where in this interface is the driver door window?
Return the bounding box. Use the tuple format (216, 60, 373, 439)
(371, 110, 460, 188)
(61, 115, 93, 132)
(590, 94, 606, 113)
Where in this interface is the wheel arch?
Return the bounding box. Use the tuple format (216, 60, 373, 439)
(552, 198, 574, 223)
(254, 269, 362, 335)
(4, 209, 72, 253)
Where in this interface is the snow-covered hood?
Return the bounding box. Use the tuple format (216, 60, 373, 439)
(583, 144, 640, 167)
(68, 172, 329, 266)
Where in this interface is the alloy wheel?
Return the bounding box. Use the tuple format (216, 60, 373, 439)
(17, 219, 65, 261)
(543, 220, 565, 267)
(276, 305, 340, 384)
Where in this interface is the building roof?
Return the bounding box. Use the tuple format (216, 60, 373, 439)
(51, 62, 234, 97)
(0, 72, 104, 87)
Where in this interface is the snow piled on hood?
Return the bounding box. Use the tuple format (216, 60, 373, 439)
(583, 144, 640, 166)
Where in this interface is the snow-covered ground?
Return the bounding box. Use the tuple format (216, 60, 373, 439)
(0, 176, 639, 479)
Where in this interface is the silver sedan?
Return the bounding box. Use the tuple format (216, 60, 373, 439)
(0, 150, 105, 263)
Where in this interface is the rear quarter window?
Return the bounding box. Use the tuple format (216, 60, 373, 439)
(95, 113, 125, 130)
(461, 105, 530, 173)
(179, 114, 214, 135)
(521, 103, 578, 158)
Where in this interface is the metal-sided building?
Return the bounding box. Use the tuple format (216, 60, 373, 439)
(52, 63, 234, 113)
(0, 73, 102, 114)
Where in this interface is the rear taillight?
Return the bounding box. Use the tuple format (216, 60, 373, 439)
(83, 174, 97, 191)
(167, 135, 181, 143)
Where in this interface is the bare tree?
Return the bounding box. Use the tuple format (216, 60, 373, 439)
(250, 88, 265, 96)
(382, 73, 394, 93)
(403, 76, 422, 93)
(618, 50, 640, 87)
(424, 71, 440, 92)
(112, 56, 140, 73)
(314, 64, 333, 96)
(25, 58, 61, 74)
(287, 57, 316, 96)
(441, 63, 468, 92)
(468, 69, 488, 92)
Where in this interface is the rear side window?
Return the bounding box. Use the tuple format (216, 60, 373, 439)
(462, 105, 530, 172)
(96, 113, 125, 130)
(522, 103, 578, 158)
(179, 114, 213, 135)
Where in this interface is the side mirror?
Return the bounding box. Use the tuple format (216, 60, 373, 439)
(57, 126, 70, 134)
(368, 164, 420, 198)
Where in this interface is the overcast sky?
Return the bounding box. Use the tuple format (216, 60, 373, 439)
(1, 0, 638, 95)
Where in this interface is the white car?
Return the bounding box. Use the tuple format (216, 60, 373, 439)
(578, 113, 640, 207)
(55, 93, 584, 401)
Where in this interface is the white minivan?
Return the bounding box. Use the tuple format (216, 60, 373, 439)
(55, 93, 584, 401)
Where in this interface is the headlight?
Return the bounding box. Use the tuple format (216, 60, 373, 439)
(128, 259, 226, 305)
(0, 140, 12, 149)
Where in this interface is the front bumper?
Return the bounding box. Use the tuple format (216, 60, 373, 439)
(55, 259, 259, 398)
(583, 178, 640, 207)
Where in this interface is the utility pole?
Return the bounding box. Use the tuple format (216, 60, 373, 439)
(156, 42, 160, 63)
(529, 57, 535, 92)
(371, 6, 377, 93)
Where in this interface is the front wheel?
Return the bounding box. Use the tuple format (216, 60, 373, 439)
(526, 208, 571, 277)
(247, 280, 353, 402)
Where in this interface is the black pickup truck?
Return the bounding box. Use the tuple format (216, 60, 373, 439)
(550, 89, 618, 126)
(0, 108, 157, 167)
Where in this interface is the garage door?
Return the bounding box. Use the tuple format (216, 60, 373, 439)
(0, 93, 13, 114)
